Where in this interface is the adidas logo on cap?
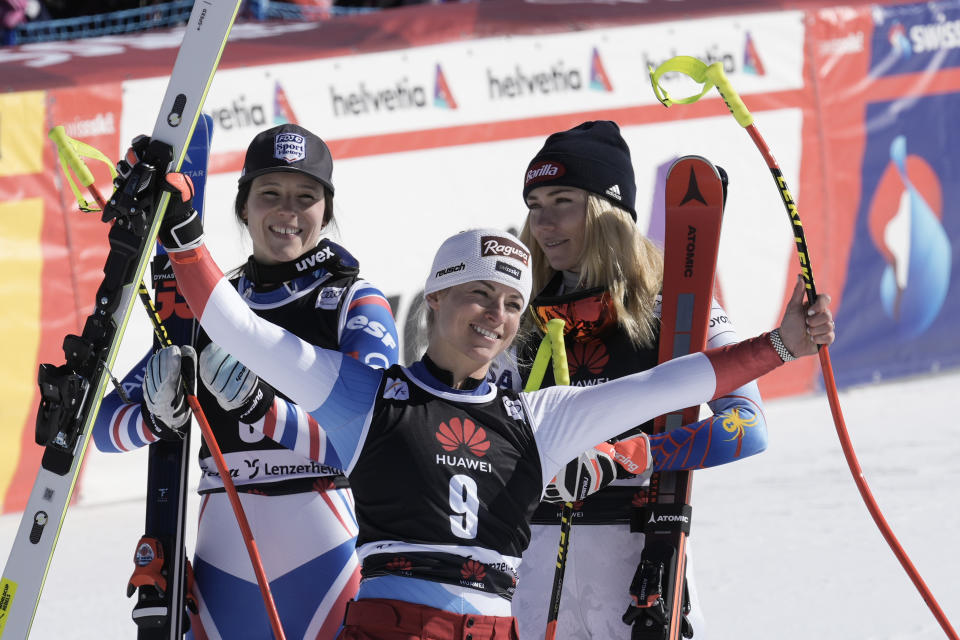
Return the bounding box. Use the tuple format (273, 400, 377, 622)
(605, 184, 621, 200)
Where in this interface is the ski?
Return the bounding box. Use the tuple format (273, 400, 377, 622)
(624, 155, 725, 640)
(0, 4, 239, 637)
(127, 113, 213, 639)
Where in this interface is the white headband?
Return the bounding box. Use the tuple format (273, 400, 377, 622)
(424, 228, 533, 309)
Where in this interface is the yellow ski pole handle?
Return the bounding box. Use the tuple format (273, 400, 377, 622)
(523, 329, 554, 393)
(649, 56, 815, 295)
(523, 318, 570, 391)
(48, 125, 117, 212)
(49, 126, 97, 187)
(648, 57, 754, 127)
(545, 319, 569, 387)
(703, 63, 754, 128)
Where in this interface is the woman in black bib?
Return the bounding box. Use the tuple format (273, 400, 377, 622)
(153, 163, 834, 639)
(505, 120, 766, 639)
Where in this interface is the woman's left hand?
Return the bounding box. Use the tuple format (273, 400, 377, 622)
(158, 171, 205, 252)
(778, 275, 835, 358)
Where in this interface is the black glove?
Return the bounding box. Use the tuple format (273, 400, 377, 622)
(158, 172, 204, 252)
(544, 443, 620, 503)
(199, 342, 275, 423)
(106, 135, 171, 229)
(141, 345, 197, 441)
(115, 135, 151, 185)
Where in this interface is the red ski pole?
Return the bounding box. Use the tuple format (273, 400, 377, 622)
(50, 127, 288, 640)
(647, 57, 958, 640)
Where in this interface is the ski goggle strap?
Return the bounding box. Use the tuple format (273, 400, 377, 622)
(531, 288, 617, 343)
(648, 56, 754, 128)
(49, 125, 118, 213)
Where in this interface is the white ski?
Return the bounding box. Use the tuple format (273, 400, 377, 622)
(0, 3, 240, 637)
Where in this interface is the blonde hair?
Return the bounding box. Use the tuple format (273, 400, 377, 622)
(520, 194, 663, 349)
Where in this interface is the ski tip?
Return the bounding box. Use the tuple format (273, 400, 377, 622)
(665, 155, 724, 207)
(666, 155, 721, 180)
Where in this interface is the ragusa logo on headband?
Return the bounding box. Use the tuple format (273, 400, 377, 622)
(525, 161, 565, 186)
(481, 236, 530, 265)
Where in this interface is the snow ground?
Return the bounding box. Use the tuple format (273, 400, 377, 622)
(1, 369, 957, 640)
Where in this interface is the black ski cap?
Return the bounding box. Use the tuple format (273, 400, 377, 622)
(238, 124, 334, 194)
(523, 120, 636, 220)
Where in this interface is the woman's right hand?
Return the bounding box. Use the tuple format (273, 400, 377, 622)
(777, 275, 835, 359)
(142, 345, 196, 440)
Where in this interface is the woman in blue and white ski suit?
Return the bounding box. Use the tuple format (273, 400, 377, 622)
(93, 124, 399, 639)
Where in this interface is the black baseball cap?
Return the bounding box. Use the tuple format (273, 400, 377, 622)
(238, 124, 334, 194)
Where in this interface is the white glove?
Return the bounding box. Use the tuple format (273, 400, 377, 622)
(199, 342, 274, 423)
(141, 345, 196, 440)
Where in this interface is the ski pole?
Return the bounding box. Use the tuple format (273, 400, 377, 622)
(48, 127, 185, 348)
(523, 319, 572, 640)
(647, 57, 959, 640)
(49, 127, 289, 640)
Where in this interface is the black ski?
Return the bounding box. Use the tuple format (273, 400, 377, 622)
(128, 113, 213, 639)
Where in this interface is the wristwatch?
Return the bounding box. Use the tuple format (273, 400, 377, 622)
(769, 328, 797, 362)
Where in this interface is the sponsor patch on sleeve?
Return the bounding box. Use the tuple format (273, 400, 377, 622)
(316, 286, 345, 310)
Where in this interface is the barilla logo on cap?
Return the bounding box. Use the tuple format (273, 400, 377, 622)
(525, 161, 565, 186)
(481, 236, 529, 265)
(274, 132, 306, 163)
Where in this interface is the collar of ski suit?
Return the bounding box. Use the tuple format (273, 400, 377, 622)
(410, 355, 490, 396)
(241, 238, 360, 288)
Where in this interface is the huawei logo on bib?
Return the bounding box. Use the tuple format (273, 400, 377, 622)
(386, 557, 413, 572)
(461, 559, 487, 581)
(569, 341, 609, 376)
(436, 418, 490, 457)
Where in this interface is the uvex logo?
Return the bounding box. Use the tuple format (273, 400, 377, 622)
(481, 236, 529, 266)
(296, 245, 335, 272)
(525, 161, 565, 186)
(436, 418, 490, 457)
